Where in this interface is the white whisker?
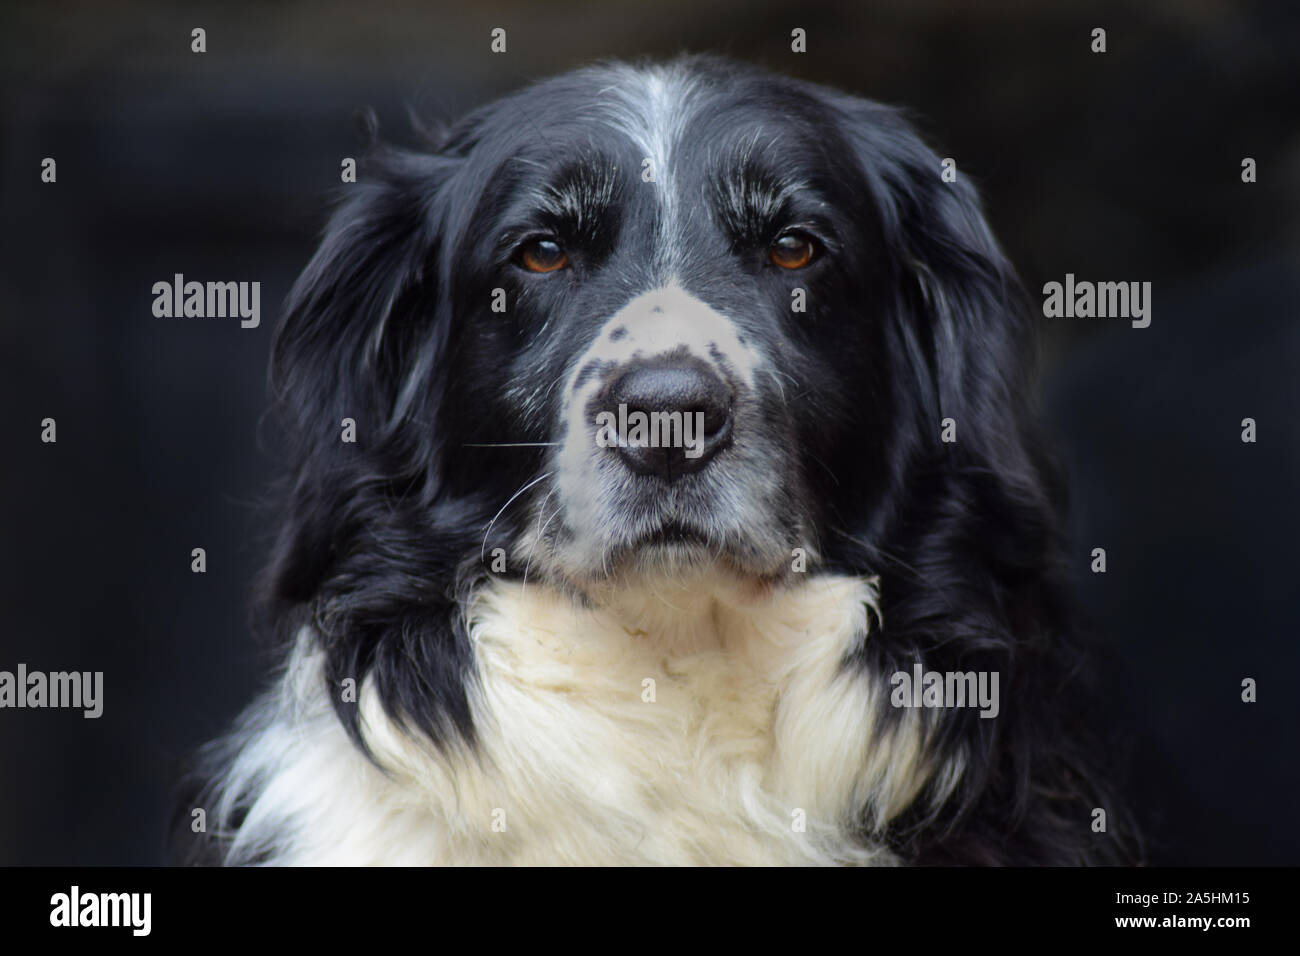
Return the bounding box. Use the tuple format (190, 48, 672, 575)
(480, 471, 554, 564)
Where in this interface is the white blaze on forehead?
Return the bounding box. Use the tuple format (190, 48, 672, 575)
(568, 284, 762, 396)
(596, 64, 698, 275)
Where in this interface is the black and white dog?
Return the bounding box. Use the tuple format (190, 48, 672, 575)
(180, 56, 1131, 866)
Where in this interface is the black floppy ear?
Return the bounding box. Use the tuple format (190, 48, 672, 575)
(271, 146, 457, 454)
(828, 95, 1035, 470)
(266, 146, 458, 604)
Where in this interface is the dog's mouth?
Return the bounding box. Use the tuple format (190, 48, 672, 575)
(590, 514, 794, 599)
(537, 486, 806, 588)
(600, 518, 718, 571)
(638, 521, 711, 549)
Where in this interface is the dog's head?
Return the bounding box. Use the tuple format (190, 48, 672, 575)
(272, 57, 1031, 602)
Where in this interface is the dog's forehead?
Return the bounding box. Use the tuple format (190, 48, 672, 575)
(589, 63, 703, 174)
(588, 64, 817, 169)
(492, 63, 810, 174)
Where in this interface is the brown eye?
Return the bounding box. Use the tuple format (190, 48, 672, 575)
(769, 232, 816, 270)
(518, 237, 569, 273)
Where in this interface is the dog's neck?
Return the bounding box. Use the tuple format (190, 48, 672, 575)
(555, 565, 791, 657)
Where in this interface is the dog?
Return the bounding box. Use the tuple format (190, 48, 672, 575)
(177, 55, 1131, 866)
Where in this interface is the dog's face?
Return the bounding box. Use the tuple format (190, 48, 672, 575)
(271, 51, 1037, 625)
(273, 57, 1028, 603)
(379, 60, 960, 592)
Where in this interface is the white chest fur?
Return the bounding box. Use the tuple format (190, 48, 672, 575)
(218, 573, 944, 865)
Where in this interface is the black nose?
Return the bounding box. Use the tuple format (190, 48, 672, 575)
(603, 359, 733, 480)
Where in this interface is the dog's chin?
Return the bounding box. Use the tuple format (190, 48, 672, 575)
(578, 521, 795, 597)
(517, 483, 811, 596)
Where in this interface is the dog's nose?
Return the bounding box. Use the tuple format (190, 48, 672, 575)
(604, 360, 733, 480)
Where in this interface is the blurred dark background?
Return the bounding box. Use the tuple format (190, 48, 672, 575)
(1, 0, 1297, 865)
